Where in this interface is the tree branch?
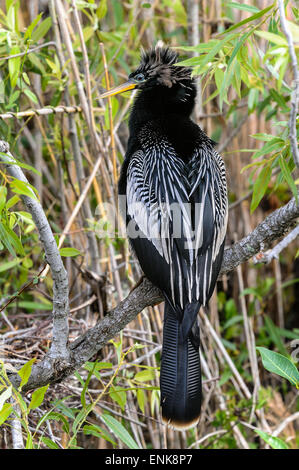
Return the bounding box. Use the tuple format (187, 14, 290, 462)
(221, 195, 299, 273)
(4, 188, 298, 392)
(253, 224, 299, 264)
(0, 141, 70, 362)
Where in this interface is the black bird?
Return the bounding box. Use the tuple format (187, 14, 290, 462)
(99, 45, 228, 430)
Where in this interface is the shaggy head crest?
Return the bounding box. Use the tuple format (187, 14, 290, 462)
(130, 45, 192, 88)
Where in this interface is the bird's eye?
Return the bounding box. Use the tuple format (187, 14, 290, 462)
(134, 73, 145, 82)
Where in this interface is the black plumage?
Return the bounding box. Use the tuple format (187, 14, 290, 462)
(99, 45, 228, 430)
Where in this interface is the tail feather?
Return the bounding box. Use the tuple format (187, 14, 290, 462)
(160, 301, 201, 430)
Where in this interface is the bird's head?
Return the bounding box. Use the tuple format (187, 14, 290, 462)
(99, 45, 194, 100)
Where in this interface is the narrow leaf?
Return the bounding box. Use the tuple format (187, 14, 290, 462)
(224, 4, 274, 34)
(278, 156, 298, 200)
(18, 358, 36, 390)
(29, 385, 49, 410)
(227, 2, 260, 13)
(59, 247, 82, 257)
(250, 165, 272, 212)
(101, 414, 139, 449)
(0, 385, 12, 410)
(0, 403, 13, 425)
(256, 347, 299, 387)
(255, 429, 288, 449)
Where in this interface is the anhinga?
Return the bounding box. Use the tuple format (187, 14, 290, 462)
(99, 46, 228, 430)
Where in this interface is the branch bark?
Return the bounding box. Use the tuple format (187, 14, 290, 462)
(253, 224, 299, 264)
(0, 141, 70, 362)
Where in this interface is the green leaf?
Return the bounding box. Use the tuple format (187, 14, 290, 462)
(80, 364, 96, 409)
(0, 221, 25, 256)
(214, 66, 225, 93)
(83, 424, 117, 445)
(36, 410, 69, 434)
(101, 414, 139, 449)
(224, 4, 274, 34)
(109, 385, 127, 411)
(84, 361, 113, 370)
(252, 138, 284, 159)
(10, 179, 39, 201)
(278, 156, 298, 200)
(264, 315, 287, 355)
(27, 53, 46, 75)
(200, 34, 236, 69)
(6, 195, 20, 210)
(0, 385, 12, 410)
(24, 12, 43, 40)
(7, 301, 52, 311)
(0, 185, 7, 210)
(28, 385, 49, 411)
(251, 133, 276, 142)
(3, 158, 41, 176)
(59, 247, 82, 257)
(227, 30, 252, 70)
(136, 388, 145, 413)
(219, 57, 237, 108)
(31, 17, 52, 42)
(250, 164, 272, 212)
(23, 88, 39, 104)
(8, 89, 20, 107)
(0, 403, 13, 425)
(8, 46, 20, 89)
(227, 2, 260, 13)
(0, 258, 22, 273)
(40, 436, 60, 449)
(248, 87, 259, 113)
(18, 358, 36, 390)
(255, 429, 288, 449)
(256, 347, 299, 387)
(254, 30, 287, 46)
(269, 89, 289, 112)
(6, 3, 16, 31)
(134, 369, 156, 382)
(96, 0, 107, 19)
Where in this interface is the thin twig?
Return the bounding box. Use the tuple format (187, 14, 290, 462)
(253, 224, 299, 264)
(0, 41, 57, 61)
(278, 0, 299, 168)
(0, 105, 88, 120)
(272, 411, 299, 437)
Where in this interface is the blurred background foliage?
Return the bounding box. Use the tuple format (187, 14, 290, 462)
(0, 0, 298, 450)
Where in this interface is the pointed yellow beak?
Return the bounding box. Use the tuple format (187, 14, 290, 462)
(98, 79, 137, 99)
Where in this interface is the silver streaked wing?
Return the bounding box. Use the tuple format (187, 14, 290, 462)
(126, 133, 228, 309)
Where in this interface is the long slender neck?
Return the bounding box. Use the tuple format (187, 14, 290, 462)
(129, 81, 197, 135)
(126, 80, 205, 163)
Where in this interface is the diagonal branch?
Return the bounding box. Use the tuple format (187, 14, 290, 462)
(221, 194, 299, 273)
(253, 224, 299, 264)
(3, 183, 298, 392)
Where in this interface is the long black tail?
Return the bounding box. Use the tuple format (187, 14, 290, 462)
(160, 300, 201, 430)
